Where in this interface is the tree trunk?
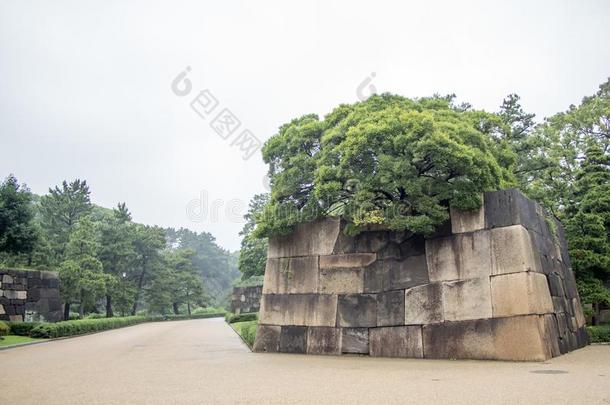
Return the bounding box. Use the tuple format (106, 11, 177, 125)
(131, 261, 147, 316)
(64, 302, 71, 320)
(173, 302, 180, 315)
(186, 291, 191, 315)
(79, 292, 85, 318)
(106, 295, 114, 318)
(593, 301, 601, 326)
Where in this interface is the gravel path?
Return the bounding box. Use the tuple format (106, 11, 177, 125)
(1, 318, 609, 404)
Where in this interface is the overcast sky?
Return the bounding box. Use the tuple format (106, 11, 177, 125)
(1, 0, 609, 251)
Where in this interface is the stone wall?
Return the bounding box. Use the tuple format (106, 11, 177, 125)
(0, 269, 62, 322)
(253, 189, 588, 361)
(230, 285, 263, 314)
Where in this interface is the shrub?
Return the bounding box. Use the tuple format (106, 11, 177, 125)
(192, 306, 227, 315)
(0, 320, 9, 336)
(587, 325, 610, 343)
(68, 312, 81, 320)
(30, 316, 151, 338)
(225, 312, 258, 324)
(232, 320, 258, 347)
(6, 322, 40, 336)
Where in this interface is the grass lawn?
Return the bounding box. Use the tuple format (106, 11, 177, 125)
(231, 320, 258, 348)
(0, 335, 45, 348)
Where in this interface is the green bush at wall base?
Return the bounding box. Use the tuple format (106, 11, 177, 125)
(225, 312, 258, 324)
(6, 322, 40, 336)
(0, 321, 9, 336)
(232, 320, 258, 347)
(587, 325, 610, 343)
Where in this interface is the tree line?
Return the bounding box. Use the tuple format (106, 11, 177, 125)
(0, 178, 239, 319)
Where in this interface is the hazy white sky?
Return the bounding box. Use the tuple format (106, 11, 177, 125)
(1, 0, 609, 251)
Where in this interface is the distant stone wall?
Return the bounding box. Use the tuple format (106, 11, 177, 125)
(0, 269, 62, 322)
(231, 285, 262, 314)
(253, 189, 588, 361)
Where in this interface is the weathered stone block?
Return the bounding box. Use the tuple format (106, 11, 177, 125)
(279, 326, 308, 354)
(450, 203, 485, 234)
(319, 268, 363, 294)
(337, 294, 377, 327)
(541, 314, 561, 358)
(386, 255, 429, 290)
(442, 278, 492, 322)
(399, 235, 426, 258)
(363, 261, 387, 293)
(9, 314, 23, 322)
(2, 290, 19, 299)
(547, 272, 566, 297)
(341, 328, 369, 354)
(484, 188, 538, 231)
(423, 315, 551, 361)
(0, 304, 4, 315)
(369, 326, 423, 358)
(268, 218, 340, 258)
(259, 294, 337, 327)
(573, 298, 586, 328)
(320, 253, 376, 269)
(377, 290, 405, 327)
(306, 327, 342, 355)
(490, 225, 540, 274)
(405, 283, 443, 325)
(333, 227, 389, 254)
(263, 256, 319, 294)
(253, 325, 281, 352)
(426, 230, 491, 282)
(491, 272, 553, 317)
(2, 274, 13, 284)
(16, 290, 27, 299)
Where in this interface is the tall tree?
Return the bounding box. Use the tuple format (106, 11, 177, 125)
(0, 174, 38, 260)
(130, 225, 166, 315)
(98, 203, 136, 317)
(59, 216, 106, 319)
(39, 179, 92, 264)
(564, 144, 610, 324)
(238, 194, 269, 279)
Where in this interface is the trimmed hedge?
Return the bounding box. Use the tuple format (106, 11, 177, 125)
(587, 325, 610, 343)
(29, 312, 226, 339)
(225, 312, 258, 324)
(6, 322, 40, 336)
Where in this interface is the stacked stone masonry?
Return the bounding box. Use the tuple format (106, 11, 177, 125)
(230, 285, 263, 314)
(254, 189, 588, 361)
(0, 269, 62, 322)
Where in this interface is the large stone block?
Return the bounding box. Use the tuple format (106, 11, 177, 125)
(405, 283, 443, 325)
(377, 290, 405, 327)
(0, 304, 4, 315)
(268, 218, 340, 258)
(319, 268, 363, 294)
(490, 225, 540, 274)
(369, 326, 423, 358)
(263, 256, 319, 294)
(442, 278, 492, 322)
(547, 272, 566, 297)
(386, 255, 429, 290)
(341, 328, 369, 354)
(333, 227, 389, 254)
(484, 189, 539, 231)
(426, 230, 491, 282)
(450, 203, 485, 234)
(319, 253, 376, 269)
(336, 294, 377, 327)
(491, 272, 553, 317)
(306, 327, 342, 355)
(259, 294, 338, 327)
(399, 235, 426, 258)
(253, 325, 281, 352)
(363, 261, 387, 293)
(423, 315, 551, 361)
(9, 314, 23, 322)
(573, 298, 586, 328)
(279, 326, 308, 354)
